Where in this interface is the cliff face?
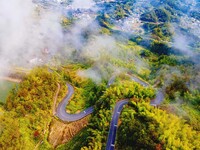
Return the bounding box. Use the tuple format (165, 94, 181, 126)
(48, 117, 89, 148)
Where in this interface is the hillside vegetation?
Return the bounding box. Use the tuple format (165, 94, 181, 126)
(0, 68, 67, 149)
(0, 0, 200, 149)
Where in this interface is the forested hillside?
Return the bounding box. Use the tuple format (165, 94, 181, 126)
(0, 0, 199, 149)
(0, 68, 67, 149)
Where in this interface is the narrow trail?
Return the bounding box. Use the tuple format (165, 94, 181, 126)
(52, 83, 61, 116)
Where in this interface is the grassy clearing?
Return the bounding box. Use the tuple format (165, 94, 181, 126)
(0, 80, 17, 104)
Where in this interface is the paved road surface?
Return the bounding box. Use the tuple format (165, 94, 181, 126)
(150, 90, 164, 106)
(55, 76, 164, 150)
(105, 75, 164, 149)
(105, 99, 129, 150)
(56, 83, 94, 122)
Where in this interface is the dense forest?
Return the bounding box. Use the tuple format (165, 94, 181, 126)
(117, 101, 199, 149)
(0, 68, 67, 149)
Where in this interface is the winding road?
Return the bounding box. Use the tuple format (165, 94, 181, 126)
(55, 75, 164, 149)
(56, 83, 94, 122)
(105, 99, 129, 150)
(105, 75, 163, 150)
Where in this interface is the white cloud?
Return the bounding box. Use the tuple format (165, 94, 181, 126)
(0, 0, 63, 75)
(71, 0, 95, 9)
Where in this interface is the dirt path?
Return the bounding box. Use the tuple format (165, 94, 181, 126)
(0, 76, 22, 83)
(53, 83, 61, 116)
(35, 84, 61, 150)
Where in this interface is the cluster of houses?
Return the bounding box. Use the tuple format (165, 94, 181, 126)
(114, 15, 144, 34)
(29, 48, 50, 65)
(180, 15, 200, 38)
